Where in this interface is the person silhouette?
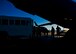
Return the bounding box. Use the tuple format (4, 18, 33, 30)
(56, 26, 61, 36)
(51, 27, 55, 37)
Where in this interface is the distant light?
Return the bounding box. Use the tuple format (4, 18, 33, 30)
(69, 19, 72, 21)
(64, 18, 68, 20)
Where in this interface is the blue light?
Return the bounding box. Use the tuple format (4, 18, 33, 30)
(0, 0, 50, 25)
(72, 0, 76, 2)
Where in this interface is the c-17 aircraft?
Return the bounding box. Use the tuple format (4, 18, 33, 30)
(7, 0, 74, 48)
(9, 0, 73, 35)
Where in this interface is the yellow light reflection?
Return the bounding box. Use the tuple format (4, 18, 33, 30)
(63, 28, 70, 32)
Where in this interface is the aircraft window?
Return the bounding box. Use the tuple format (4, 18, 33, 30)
(2, 19, 8, 25)
(0, 19, 1, 24)
(26, 20, 29, 26)
(9, 20, 14, 25)
(21, 20, 25, 25)
(27, 20, 31, 26)
(15, 20, 20, 25)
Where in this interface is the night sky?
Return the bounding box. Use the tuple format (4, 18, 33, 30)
(0, 0, 69, 31)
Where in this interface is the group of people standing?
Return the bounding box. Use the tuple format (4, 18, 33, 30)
(51, 26, 61, 37)
(33, 25, 61, 38)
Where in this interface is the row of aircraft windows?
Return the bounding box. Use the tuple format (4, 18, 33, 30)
(0, 19, 32, 26)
